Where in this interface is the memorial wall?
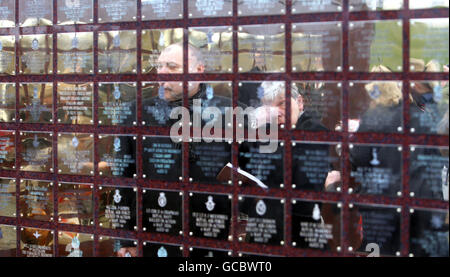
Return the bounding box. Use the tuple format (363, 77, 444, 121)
(0, 0, 449, 257)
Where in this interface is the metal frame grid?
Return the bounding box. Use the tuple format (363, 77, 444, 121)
(0, 0, 449, 257)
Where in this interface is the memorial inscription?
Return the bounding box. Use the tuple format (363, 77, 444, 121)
(98, 0, 137, 23)
(142, 0, 183, 20)
(20, 131, 53, 173)
(20, 227, 53, 257)
(99, 186, 137, 231)
(57, 133, 94, 176)
(57, 183, 94, 226)
(57, 32, 94, 74)
(19, 83, 53, 123)
(57, 0, 93, 25)
(98, 135, 136, 178)
(57, 82, 93, 125)
(0, 35, 15, 75)
(19, 179, 54, 222)
(143, 190, 183, 235)
(98, 83, 137, 126)
(143, 136, 182, 181)
(98, 31, 137, 74)
(19, 35, 53, 75)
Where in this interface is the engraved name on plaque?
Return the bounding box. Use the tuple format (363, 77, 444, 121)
(19, 179, 54, 222)
(20, 227, 54, 257)
(142, 0, 183, 20)
(19, 0, 52, 27)
(98, 0, 137, 23)
(57, 183, 94, 226)
(189, 0, 232, 18)
(141, 28, 184, 74)
(143, 242, 183, 257)
(19, 83, 53, 123)
(20, 131, 53, 173)
(0, 35, 15, 75)
(142, 136, 182, 182)
(58, 232, 94, 257)
(19, 34, 53, 75)
(238, 0, 286, 16)
(57, 82, 93, 125)
(0, 225, 16, 257)
(189, 26, 233, 73)
(98, 134, 137, 178)
(57, 0, 93, 25)
(0, 178, 15, 217)
(189, 192, 232, 240)
(99, 186, 137, 231)
(0, 83, 15, 122)
(0, 130, 14, 170)
(0, 0, 15, 28)
(292, 0, 342, 14)
(57, 133, 94, 176)
(98, 83, 137, 126)
(238, 24, 286, 73)
(143, 190, 183, 236)
(98, 31, 137, 74)
(57, 32, 94, 74)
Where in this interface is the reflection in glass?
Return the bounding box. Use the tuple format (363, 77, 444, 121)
(19, 83, 53, 123)
(20, 227, 53, 257)
(410, 19, 449, 73)
(19, 179, 54, 222)
(238, 24, 286, 73)
(349, 0, 403, 11)
(292, 22, 342, 72)
(58, 183, 94, 226)
(99, 186, 137, 231)
(410, 0, 449, 9)
(98, 236, 137, 257)
(0, 225, 16, 257)
(349, 20, 403, 72)
(19, 0, 52, 27)
(98, 134, 137, 178)
(57, 133, 94, 176)
(98, 83, 137, 126)
(98, 31, 137, 74)
(238, 0, 286, 16)
(0, 83, 15, 122)
(57, 32, 93, 74)
(292, 0, 342, 13)
(58, 232, 93, 257)
(142, 0, 183, 20)
(0, 130, 15, 170)
(98, 0, 137, 23)
(189, 26, 233, 73)
(0, 178, 15, 218)
(0, 0, 15, 28)
(142, 82, 182, 126)
(142, 136, 182, 181)
(19, 34, 53, 75)
(20, 131, 53, 173)
(0, 35, 15, 75)
(189, 0, 232, 18)
(189, 141, 232, 184)
(57, 0, 93, 25)
(57, 82, 93, 125)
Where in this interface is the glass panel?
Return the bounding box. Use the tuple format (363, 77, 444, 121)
(189, 26, 233, 73)
(57, 0, 93, 25)
(98, 82, 137, 126)
(348, 81, 403, 133)
(57, 82, 94, 125)
(0, 35, 15, 75)
(189, 247, 231, 257)
(349, 0, 403, 11)
(57, 133, 94, 176)
(98, 30, 137, 74)
(57, 232, 94, 257)
(98, 134, 137, 178)
(99, 186, 137, 231)
(141, 28, 184, 74)
(142, 136, 183, 182)
(189, 0, 232, 18)
(238, 0, 286, 16)
(19, 34, 53, 75)
(350, 144, 402, 197)
(410, 209, 449, 257)
(0, 83, 15, 122)
(410, 0, 449, 9)
(0, 130, 15, 170)
(238, 24, 286, 73)
(409, 146, 449, 201)
(20, 227, 54, 257)
(292, 200, 341, 251)
(292, 142, 341, 192)
(349, 20, 403, 72)
(0, 0, 15, 28)
(142, 82, 183, 126)
(0, 225, 16, 257)
(143, 189, 183, 235)
(292, 22, 342, 72)
(238, 196, 285, 245)
(19, 179, 54, 222)
(57, 32, 93, 74)
(189, 192, 232, 240)
(19, 131, 53, 173)
(19, 0, 52, 27)
(57, 182, 94, 226)
(142, 0, 183, 20)
(98, 236, 137, 257)
(0, 178, 15, 217)
(19, 83, 53, 123)
(98, 0, 137, 23)
(410, 19, 449, 73)
(143, 242, 183, 257)
(410, 81, 449, 135)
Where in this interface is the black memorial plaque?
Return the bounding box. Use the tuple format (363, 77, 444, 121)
(0, 130, 15, 170)
(142, 0, 183, 20)
(353, 204, 401, 256)
(98, 236, 138, 257)
(292, 200, 341, 251)
(292, 142, 341, 192)
(57, 232, 94, 257)
(0, 178, 15, 218)
(20, 227, 54, 257)
(0, 225, 16, 257)
(143, 189, 183, 236)
(409, 146, 449, 201)
(0, 83, 15, 122)
(98, 83, 137, 126)
(19, 179, 54, 222)
(142, 82, 183, 127)
(57, 0, 93, 25)
(410, 209, 449, 257)
(189, 247, 231, 257)
(189, 141, 232, 185)
(238, 141, 284, 189)
(143, 242, 183, 257)
(57, 182, 94, 226)
(143, 136, 182, 182)
(57, 133, 94, 176)
(99, 186, 137, 231)
(189, 192, 232, 240)
(98, 134, 137, 178)
(20, 131, 53, 173)
(350, 144, 402, 197)
(238, 196, 285, 245)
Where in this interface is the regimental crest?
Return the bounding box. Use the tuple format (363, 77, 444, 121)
(256, 200, 267, 216)
(113, 35, 121, 48)
(32, 134, 40, 148)
(113, 85, 121, 100)
(158, 86, 165, 100)
(33, 87, 39, 99)
(71, 136, 79, 148)
(72, 36, 79, 49)
(158, 192, 167, 208)
(206, 30, 214, 45)
(369, 85, 381, 100)
(158, 33, 165, 47)
(205, 196, 215, 211)
(312, 204, 321, 221)
(370, 148, 380, 166)
(113, 137, 121, 152)
(113, 189, 122, 204)
(206, 85, 214, 100)
(31, 38, 39, 51)
(157, 246, 168, 257)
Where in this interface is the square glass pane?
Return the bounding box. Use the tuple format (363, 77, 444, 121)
(20, 227, 54, 257)
(98, 82, 137, 126)
(98, 186, 137, 231)
(142, 136, 182, 182)
(19, 83, 53, 123)
(98, 134, 137, 178)
(0, 35, 15, 75)
(57, 32, 93, 74)
(292, 0, 342, 13)
(57, 232, 94, 257)
(19, 0, 52, 27)
(142, 0, 183, 20)
(57, 133, 94, 176)
(19, 179, 54, 222)
(98, 30, 137, 74)
(19, 34, 53, 75)
(0, 225, 16, 257)
(238, 0, 286, 16)
(57, 182, 94, 226)
(57, 0, 93, 25)
(0, 178, 16, 217)
(0, 0, 15, 28)
(57, 82, 94, 125)
(189, 0, 232, 18)
(19, 131, 53, 173)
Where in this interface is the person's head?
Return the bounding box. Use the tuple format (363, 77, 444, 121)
(365, 65, 403, 108)
(157, 43, 205, 101)
(410, 59, 441, 96)
(259, 82, 304, 125)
